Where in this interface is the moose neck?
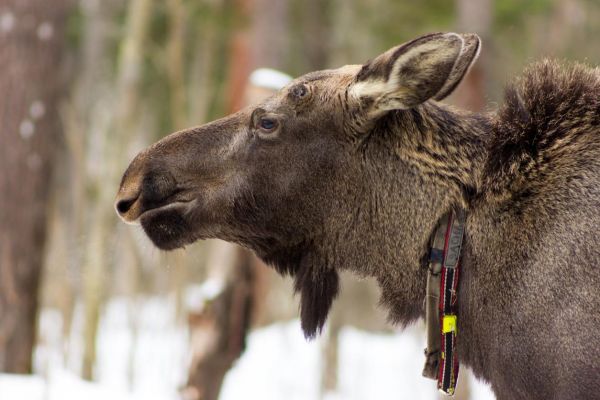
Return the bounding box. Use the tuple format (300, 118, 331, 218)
(331, 102, 491, 326)
(393, 102, 490, 205)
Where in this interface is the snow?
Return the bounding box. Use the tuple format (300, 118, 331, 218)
(33, 297, 187, 400)
(470, 374, 496, 400)
(220, 320, 322, 400)
(337, 326, 436, 400)
(0, 374, 44, 400)
(0, 370, 130, 400)
(249, 68, 293, 90)
(2, 297, 496, 400)
(222, 322, 496, 400)
(185, 279, 226, 312)
(94, 298, 188, 399)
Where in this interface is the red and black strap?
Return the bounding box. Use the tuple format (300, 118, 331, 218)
(422, 209, 466, 395)
(437, 209, 466, 395)
(438, 259, 460, 393)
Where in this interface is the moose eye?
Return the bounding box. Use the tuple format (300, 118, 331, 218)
(258, 117, 278, 132)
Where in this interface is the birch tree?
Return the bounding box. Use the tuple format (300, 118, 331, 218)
(0, 0, 72, 373)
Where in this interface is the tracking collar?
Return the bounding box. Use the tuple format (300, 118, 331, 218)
(422, 209, 466, 396)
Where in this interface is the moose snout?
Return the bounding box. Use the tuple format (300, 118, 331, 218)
(115, 154, 146, 223)
(115, 152, 179, 223)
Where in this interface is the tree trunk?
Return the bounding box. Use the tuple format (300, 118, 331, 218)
(182, 243, 254, 400)
(0, 0, 71, 373)
(294, 0, 330, 71)
(449, 0, 492, 112)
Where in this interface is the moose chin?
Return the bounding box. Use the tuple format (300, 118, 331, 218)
(116, 32, 600, 399)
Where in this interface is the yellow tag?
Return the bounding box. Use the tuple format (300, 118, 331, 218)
(442, 315, 457, 334)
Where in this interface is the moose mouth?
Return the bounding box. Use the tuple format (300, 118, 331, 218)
(139, 201, 196, 250)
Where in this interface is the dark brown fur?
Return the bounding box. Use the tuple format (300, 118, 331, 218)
(116, 33, 600, 399)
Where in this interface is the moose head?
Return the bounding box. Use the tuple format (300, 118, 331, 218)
(116, 32, 482, 337)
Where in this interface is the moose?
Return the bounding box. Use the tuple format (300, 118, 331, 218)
(115, 32, 600, 399)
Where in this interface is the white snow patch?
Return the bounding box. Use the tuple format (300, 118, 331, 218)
(185, 279, 225, 311)
(94, 297, 188, 400)
(220, 320, 322, 400)
(0, 374, 45, 400)
(0, 369, 158, 400)
(47, 369, 134, 400)
(34, 308, 64, 374)
(337, 325, 436, 400)
(469, 372, 497, 400)
(33, 298, 188, 400)
(249, 68, 293, 91)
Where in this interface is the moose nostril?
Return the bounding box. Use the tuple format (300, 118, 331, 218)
(116, 197, 136, 215)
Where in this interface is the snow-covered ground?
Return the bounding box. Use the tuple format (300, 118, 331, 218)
(222, 322, 495, 400)
(0, 298, 495, 400)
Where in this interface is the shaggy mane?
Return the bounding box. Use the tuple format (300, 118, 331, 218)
(484, 60, 600, 198)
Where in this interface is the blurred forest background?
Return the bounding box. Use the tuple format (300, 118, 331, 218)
(1, 0, 599, 399)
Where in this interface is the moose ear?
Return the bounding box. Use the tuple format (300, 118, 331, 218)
(293, 254, 339, 339)
(350, 32, 481, 112)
